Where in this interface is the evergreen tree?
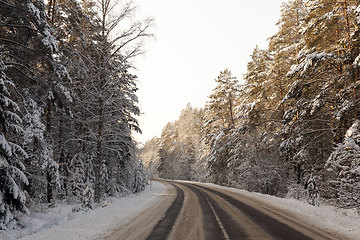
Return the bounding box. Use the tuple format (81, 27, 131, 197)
(326, 120, 360, 211)
(142, 104, 204, 180)
(280, 0, 360, 187)
(63, 0, 153, 201)
(203, 69, 238, 143)
(138, 137, 161, 177)
(0, 0, 73, 203)
(243, 47, 274, 130)
(0, 51, 28, 230)
(0, 0, 152, 229)
(268, 0, 306, 119)
(202, 69, 239, 184)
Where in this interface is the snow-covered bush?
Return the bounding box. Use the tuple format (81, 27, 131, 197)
(286, 184, 307, 200)
(305, 174, 320, 206)
(81, 185, 94, 210)
(326, 120, 360, 212)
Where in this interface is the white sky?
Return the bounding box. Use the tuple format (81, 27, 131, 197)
(133, 0, 285, 144)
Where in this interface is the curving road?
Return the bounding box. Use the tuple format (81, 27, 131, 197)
(104, 180, 346, 240)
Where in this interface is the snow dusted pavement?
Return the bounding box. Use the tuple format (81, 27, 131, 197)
(148, 181, 351, 240)
(109, 180, 358, 240)
(197, 182, 360, 240)
(2, 180, 359, 240)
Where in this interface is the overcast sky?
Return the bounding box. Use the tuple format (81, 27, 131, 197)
(133, 0, 285, 144)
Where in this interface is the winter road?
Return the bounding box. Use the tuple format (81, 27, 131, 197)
(104, 180, 344, 240)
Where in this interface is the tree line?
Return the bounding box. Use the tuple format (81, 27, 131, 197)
(0, 0, 152, 229)
(139, 0, 360, 212)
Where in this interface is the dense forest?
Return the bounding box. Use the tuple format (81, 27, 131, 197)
(139, 0, 360, 212)
(0, 0, 152, 229)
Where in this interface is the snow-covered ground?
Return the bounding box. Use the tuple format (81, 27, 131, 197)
(1, 180, 359, 239)
(198, 182, 360, 240)
(0, 180, 167, 240)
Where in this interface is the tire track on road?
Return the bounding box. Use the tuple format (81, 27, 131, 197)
(181, 183, 225, 240)
(193, 184, 315, 240)
(146, 183, 184, 240)
(178, 183, 248, 240)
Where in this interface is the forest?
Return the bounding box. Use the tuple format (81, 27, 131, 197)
(0, 0, 152, 229)
(1, 0, 360, 233)
(139, 0, 360, 213)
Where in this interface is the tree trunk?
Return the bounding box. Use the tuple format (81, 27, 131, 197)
(343, 0, 351, 43)
(95, 97, 104, 202)
(228, 96, 235, 127)
(46, 100, 53, 203)
(58, 113, 67, 199)
(46, 170, 53, 203)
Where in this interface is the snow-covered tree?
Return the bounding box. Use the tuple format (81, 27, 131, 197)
(138, 137, 161, 176)
(22, 97, 60, 204)
(326, 120, 360, 211)
(204, 69, 238, 134)
(0, 53, 28, 230)
(279, 0, 360, 188)
(243, 47, 274, 130)
(53, 0, 154, 201)
(145, 104, 204, 180)
(0, 0, 74, 204)
(202, 69, 239, 184)
(268, 0, 307, 119)
(0, 0, 152, 217)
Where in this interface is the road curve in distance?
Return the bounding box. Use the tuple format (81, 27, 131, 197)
(105, 180, 348, 240)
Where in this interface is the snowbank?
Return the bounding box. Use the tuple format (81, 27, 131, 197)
(198, 182, 360, 240)
(0, 180, 166, 240)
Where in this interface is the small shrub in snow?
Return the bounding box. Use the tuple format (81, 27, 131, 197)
(81, 185, 94, 211)
(305, 174, 320, 206)
(71, 206, 82, 213)
(101, 199, 111, 208)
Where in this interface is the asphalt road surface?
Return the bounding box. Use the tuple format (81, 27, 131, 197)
(104, 180, 346, 240)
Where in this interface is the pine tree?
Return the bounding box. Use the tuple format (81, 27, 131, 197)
(243, 47, 273, 130)
(157, 122, 179, 179)
(280, 0, 360, 186)
(63, 0, 153, 201)
(268, 0, 306, 120)
(202, 69, 239, 184)
(44, 0, 93, 201)
(1, 0, 74, 203)
(138, 137, 161, 177)
(146, 104, 204, 180)
(203, 69, 238, 141)
(0, 51, 28, 230)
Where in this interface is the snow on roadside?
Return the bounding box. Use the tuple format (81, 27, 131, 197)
(0, 180, 167, 240)
(197, 182, 360, 240)
(3, 179, 358, 239)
